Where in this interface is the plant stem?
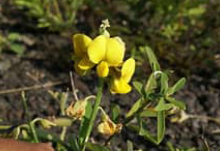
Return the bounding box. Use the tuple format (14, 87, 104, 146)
(21, 92, 39, 143)
(60, 127, 67, 141)
(82, 78, 104, 151)
(29, 122, 39, 143)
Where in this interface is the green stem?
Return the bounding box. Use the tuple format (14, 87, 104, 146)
(60, 127, 67, 141)
(29, 122, 39, 143)
(21, 92, 39, 143)
(82, 78, 104, 151)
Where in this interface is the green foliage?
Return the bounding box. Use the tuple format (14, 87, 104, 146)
(126, 47, 186, 145)
(167, 142, 197, 151)
(86, 143, 110, 151)
(13, 0, 85, 31)
(0, 32, 25, 55)
(78, 101, 92, 148)
(111, 103, 121, 122)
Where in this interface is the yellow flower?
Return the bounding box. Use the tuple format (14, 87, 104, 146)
(88, 35, 125, 77)
(97, 111, 122, 136)
(73, 34, 95, 75)
(110, 58, 135, 94)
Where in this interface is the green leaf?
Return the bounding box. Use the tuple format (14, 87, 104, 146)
(138, 118, 157, 144)
(166, 142, 175, 151)
(140, 46, 161, 72)
(166, 97, 186, 110)
(68, 135, 80, 151)
(79, 101, 92, 146)
(155, 98, 173, 112)
(36, 128, 66, 146)
(7, 33, 20, 41)
(140, 109, 157, 117)
(160, 73, 169, 94)
(144, 73, 157, 96)
(86, 142, 110, 151)
(187, 5, 206, 17)
(111, 103, 121, 122)
(10, 43, 25, 55)
(126, 98, 143, 118)
(167, 78, 186, 95)
(133, 81, 143, 94)
(157, 111, 165, 144)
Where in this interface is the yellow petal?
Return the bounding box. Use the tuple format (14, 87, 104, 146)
(88, 35, 107, 64)
(110, 79, 132, 94)
(121, 58, 135, 83)
(78, 57, 95, 70)
(96, 61, 109, 77)
(73, 34, 92, 57)
(106, 37, 125, 66)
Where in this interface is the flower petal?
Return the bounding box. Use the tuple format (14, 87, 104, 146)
(121, 58, 135, 83)
(73, 34, 92, 57)
(97, 122, 114, 136)
(106, 37, 125, 66)
(78, 57, 95, 70)
(96, 61, 109, 77)
(88, 35, 107, 64)
(110, 78, 132, 94)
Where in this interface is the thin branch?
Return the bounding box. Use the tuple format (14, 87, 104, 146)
(69, 72, 79, 101)
(0, 81, 63, 95)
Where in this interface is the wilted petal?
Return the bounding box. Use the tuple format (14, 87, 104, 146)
(74, 63, 88, 76)
(96, 61, 109, 77)
(78, 57, 95, 70)
(66, 99, 87, 120)
(110, 78, 132, 94)
(106, 38, 125, 66)
(88, 35, 107, 64)
(73, 34, 92, 57)
(97, 121, 115, 136)
(121, 58, 135, 83)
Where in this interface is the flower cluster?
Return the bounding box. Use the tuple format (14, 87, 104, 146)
(73, 31, 135, 94)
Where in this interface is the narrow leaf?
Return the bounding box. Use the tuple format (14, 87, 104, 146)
(69, 135, 80, 151)
(144, 73, 157, 95)
(157, 111, 165, 144)
(86, 142, 110, 151)
(138, 118, 157, 144)
(140, 109, 157, 117)
(140, 46, 161, 72)
(160, 73, 169, 94)
(79, 101, 92, 146)
(166, 97, 186, 110)
(133, 81, 143, 94)
(155, 98, 173, 112)
(126, 98, 143, 118)
(168, 78, 186, 95)
(111, 104, 121, 122)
